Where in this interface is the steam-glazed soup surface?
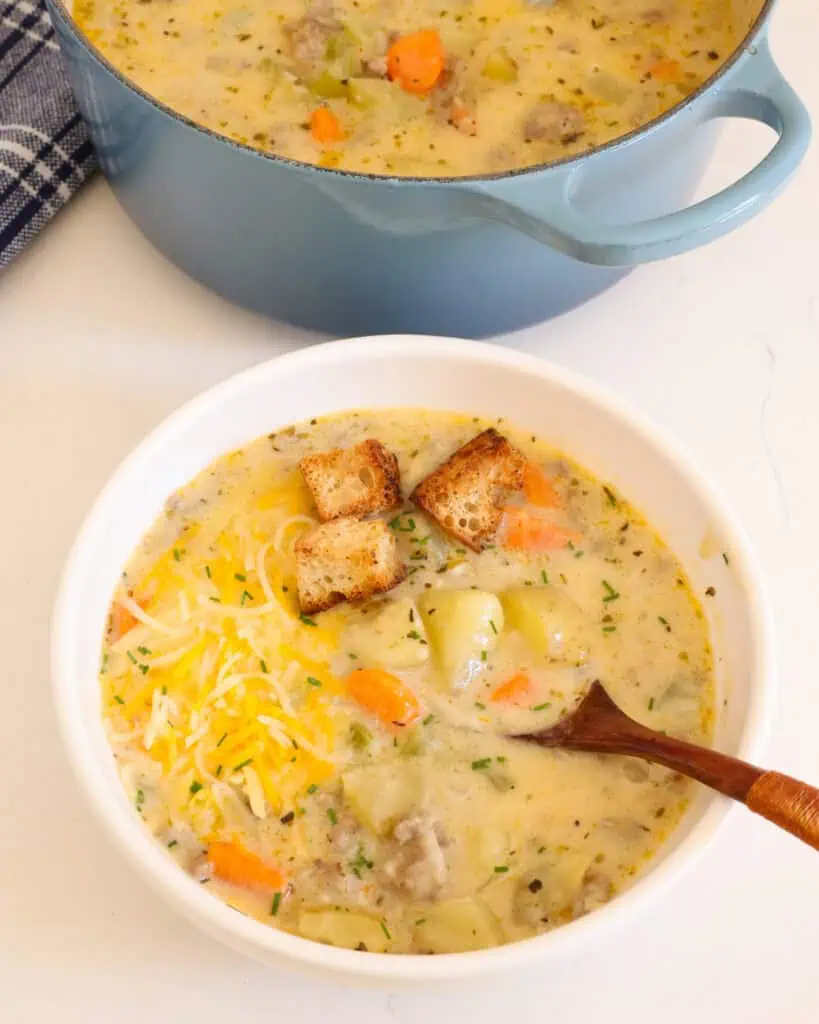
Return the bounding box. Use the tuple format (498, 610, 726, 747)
(76, 0, 746, 175)
(101, 409, 714, 954)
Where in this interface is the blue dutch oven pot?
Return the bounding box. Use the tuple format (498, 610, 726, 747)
(48, 0, 810, 336)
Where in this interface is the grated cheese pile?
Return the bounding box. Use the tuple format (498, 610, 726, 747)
(100, 463, 348, 845)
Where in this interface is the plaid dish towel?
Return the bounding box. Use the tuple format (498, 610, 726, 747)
(0, 0, 95, 269)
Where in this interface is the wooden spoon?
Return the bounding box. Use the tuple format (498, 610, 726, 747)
(513, 681, 819, 851)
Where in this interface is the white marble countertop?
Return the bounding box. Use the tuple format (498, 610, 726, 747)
(2, 5, 818, 1021)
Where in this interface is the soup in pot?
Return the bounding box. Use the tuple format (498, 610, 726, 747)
(75, 0, 746, 176)
(100, 410, 715, 953)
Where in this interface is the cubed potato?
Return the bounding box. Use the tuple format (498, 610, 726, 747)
(417, 589, 503, 688)
(412, 898, 501, 953)
(502, 586, 591, 664)
(298, 907, 390, 952)
(344, 598, 429, 669)
(512, 853, 591, 927)
(342, 762, 423, 835)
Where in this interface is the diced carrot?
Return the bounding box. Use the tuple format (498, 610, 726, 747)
(207, 841, 285, 893)
(387, 30, 445, 94)
(310, 107, 343, 144)
(523, 464, 562, 508)
(109, 598, 139, 641)
(345, 668, 421, 729)
(500, 508, 581, 552)
(490, 671, 532, 704)
(649, 58, 682, 83)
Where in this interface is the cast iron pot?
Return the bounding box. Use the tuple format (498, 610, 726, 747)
(48, 0, 810, 336)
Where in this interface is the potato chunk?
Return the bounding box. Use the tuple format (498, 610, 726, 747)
(298, 907, 390, 952)
(417, 589, 503, 688)
(412, 898, 501, 953)
(502, 586, 591, 664)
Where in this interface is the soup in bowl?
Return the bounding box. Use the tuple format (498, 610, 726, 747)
(52, 337, 773, 979)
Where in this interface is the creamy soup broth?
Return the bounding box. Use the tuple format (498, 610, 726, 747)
(76, 0, 748, 176)
(100, 410, 714, 954)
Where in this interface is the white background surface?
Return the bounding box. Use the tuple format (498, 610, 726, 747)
(2, 4, 818, 1021)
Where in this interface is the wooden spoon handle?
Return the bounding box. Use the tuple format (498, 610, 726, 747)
(746, 772, 819, 851)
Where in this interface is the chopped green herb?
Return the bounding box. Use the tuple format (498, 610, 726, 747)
(137, 646, 151, 656)
(474, 701, 486, 710)
(422, 714, 435, 726)
(415, 918, 427, 926)
(204, 565, 212, 578)
(234, 572, 247, 582)
(138, 663, 149, 675)
(215, 765, 223, 777)
(648, 697, 655, 710)
(306, 783, 319, 794)
(603, 485, 618, 508)
(113, 694, 125, 705)
(722, 551, 730, 566)
(472, 758, 492, 770)
(349, 722, 371, 749)
(270, 892, 282, 916)
(306, 676, 322, 687)
(602, 625, 617, 633)
(658, 615, 671, 632)
(480, 650, 488, 662)
(209, 596, 221, 604)
(300, 613, 318, 627)
(407, 630, 422, 641)
(233, 757, 253, 772)
(327, 807, 338, 825)
(350, 849, 374, 877)
(167, 839, 178, 849)
(260, 659, 269, 673)
(189, 780, 203, 796)
(380, 920, 391, 939)
(240, 589, 253, 605)
(126, 650, 137, 664)
(574, 549, 585, 559)
(496, 755, 507, 764)
(489, 619, 498, 635)
(135, 788, 145, 810)
(216, 732, 227, 748)
(531, 702, 551, 711)
(567, 540, 575, 550)
(602, 580, 620, 602)
(541, 570, 549, 585)
(173, 547, 182, 561)
(494, 865, 509, 873)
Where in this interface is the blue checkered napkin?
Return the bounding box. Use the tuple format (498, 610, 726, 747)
(0, 0, 95, 269)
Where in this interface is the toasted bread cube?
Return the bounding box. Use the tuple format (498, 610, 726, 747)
(299, 440, 401, 522)
(295, 518, 406, 615)
(411, 429, 526, 551)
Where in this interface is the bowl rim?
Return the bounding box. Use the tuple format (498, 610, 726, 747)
(51, 335, 776, 981)
(48, 0, 774, 186)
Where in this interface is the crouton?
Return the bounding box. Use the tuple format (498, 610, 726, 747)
(410, 429, 526, 551)
(299, 440, 402, 522)
(295, 518, 406, 615)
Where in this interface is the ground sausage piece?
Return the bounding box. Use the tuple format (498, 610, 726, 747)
(383, 815, 448, 901)
(285, 0, 340, 62)
(523, 101, 585, 144)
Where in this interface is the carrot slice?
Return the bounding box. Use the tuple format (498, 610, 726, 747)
(310, 107, 343, 144)
(207, 842, 285, 893)
(649, 58, 682, 83)
(500, 508, 581, 552)
(346, 668, 421, 729)
(490, 671, 532, 704)
(523, 464, 562, 508)
(109, 599, 139, 641)
(387, 30, 445, 94)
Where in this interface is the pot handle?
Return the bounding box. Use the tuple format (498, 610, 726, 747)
(459, 39, 811, 266)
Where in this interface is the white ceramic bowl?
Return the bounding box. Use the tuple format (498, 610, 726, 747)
(52, 336, 774, 982)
